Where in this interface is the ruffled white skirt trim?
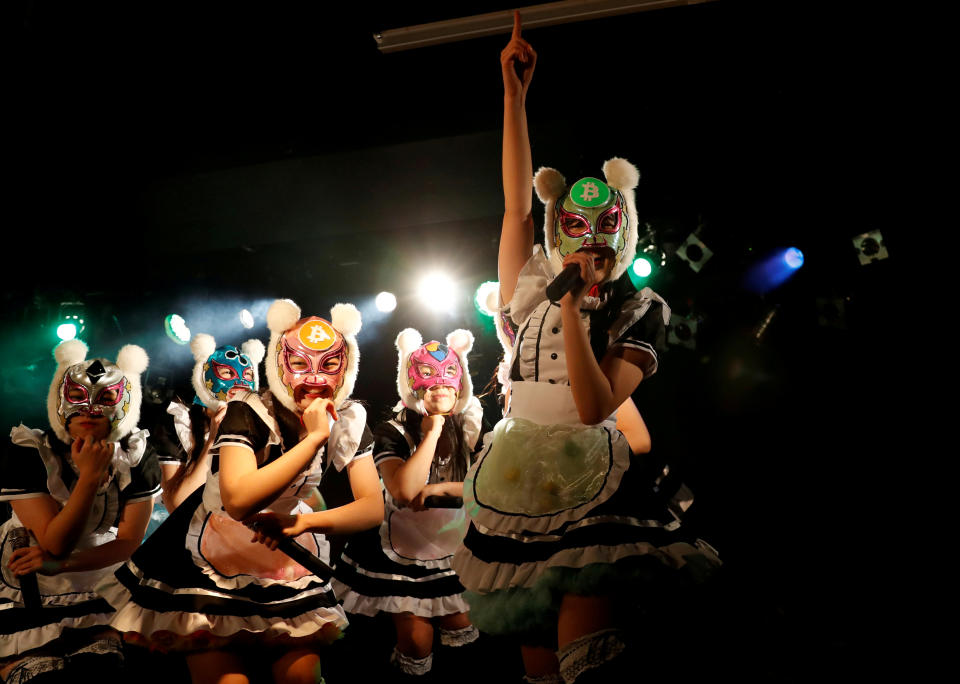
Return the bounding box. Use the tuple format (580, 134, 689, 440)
(0, 612, 115, 659)
(98, 574, 348, 642)
(452, 537, 705, 594)
(331, 580, 470, 618)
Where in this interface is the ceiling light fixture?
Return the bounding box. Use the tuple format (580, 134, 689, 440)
(374, 0, 717, 53)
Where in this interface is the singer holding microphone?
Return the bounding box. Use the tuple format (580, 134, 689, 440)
(0, 340, 160, 684)
(451, 13, 720, 684)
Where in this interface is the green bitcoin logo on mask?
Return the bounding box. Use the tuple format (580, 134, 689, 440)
(569, 177, 611, 208)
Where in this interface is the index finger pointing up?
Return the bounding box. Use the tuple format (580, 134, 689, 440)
(512, 10, 522, 39)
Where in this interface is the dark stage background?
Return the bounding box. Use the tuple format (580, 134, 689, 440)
(3, 0, 912, 678)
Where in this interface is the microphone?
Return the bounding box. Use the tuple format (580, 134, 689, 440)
(249, 523, 335, 581)
(9, 527, 41, 610)
(545, 264, 584, 303)
(423, 495, 464, 508)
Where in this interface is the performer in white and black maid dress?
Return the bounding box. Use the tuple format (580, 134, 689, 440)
(99, 299, 383, 684)
(0, 340, 159, 684)
(332, 329, 484, 679)
(451, 15, 720, 684)
(157, 333, 265, 513)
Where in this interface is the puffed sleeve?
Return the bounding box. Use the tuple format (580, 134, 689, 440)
(121, 444, 162, 504)
(215, 401, 271, 454)
(0, 428, 49, 502)
(608, 287, 671, 379)
(502, 248, 554, 329)
(326, 402, 372, 472)
(373, 419, 413, 468)
(155, 401, 193, 465)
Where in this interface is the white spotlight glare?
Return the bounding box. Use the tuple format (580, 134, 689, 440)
(239, 309, 255, 329)
(475, 281, 500, 317)
(375, 291, 397, 313)
(417, 272, 457, 313)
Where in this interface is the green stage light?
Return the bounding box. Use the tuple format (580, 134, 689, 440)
(55, 302, 86, 343)
(632, 257, 652, 278)
(627, 257, 654, 289)
(165, 314, 191, 344)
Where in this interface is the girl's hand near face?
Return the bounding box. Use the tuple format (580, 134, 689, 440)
(302, 398, 337, 443)
(559, 251, 601, 309)
(71, 437, 114, 485)
(420, 413, 445, 437)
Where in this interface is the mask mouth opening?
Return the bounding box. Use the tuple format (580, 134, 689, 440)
(578, 245, 616, 269)
(225, 385, 250, 399)
(294, 383, 335, 406)
(67, 413, 110, 425)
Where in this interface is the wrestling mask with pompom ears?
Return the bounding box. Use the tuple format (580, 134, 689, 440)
(190, 333, 265, 410)
(46, 339, 149, 443)
(395, 327, 474, 416)
(534, 157, 640, 282)
(266, 298, 362, 413)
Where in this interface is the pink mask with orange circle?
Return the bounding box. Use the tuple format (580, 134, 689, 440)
(275, 316, 347, 405)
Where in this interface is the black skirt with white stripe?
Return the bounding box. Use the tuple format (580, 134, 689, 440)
(98, 396, 372, 652)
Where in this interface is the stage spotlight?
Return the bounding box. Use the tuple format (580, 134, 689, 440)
(852, 230, 888, 265)
(745, 247, 805, 294)
(375, 291, 397, 313)
(164, 314, 190, 345)
(627, 256, 654, 289)
(239, 309, 255, 329)
(667, 314, 697, 350)
(417, 273, 457, 313)
(675, 233, 713, 273)
(55, 302, 86, 342)
(784, 247, 804, 269)
(474, 281, 499, 317)
(57, 323, 77, 341)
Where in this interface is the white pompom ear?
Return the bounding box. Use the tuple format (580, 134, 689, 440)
(446, 329, 474, 357)
(54, 339, 88, 367)
(331, 303, 362, 338)
(190, 333, 217, 363)
(241, 339, 265, 364)
(116, 344, 149, 376)
(267, 299, 301, 333)
(534, 167, 567, 204)
(395, 328, 422, 355)
(602, 157, 640, 191)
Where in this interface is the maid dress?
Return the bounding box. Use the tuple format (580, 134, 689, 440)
(331, 398, 483, 619)
(140, 401, 206, 537)
(98, 391, 373, 652)
(0, 425, 161, 659)
(451, 249, 720, 639)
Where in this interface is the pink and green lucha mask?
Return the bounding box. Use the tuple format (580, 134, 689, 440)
(535, 158, 641, 282)
(552, 177, 629, 266)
